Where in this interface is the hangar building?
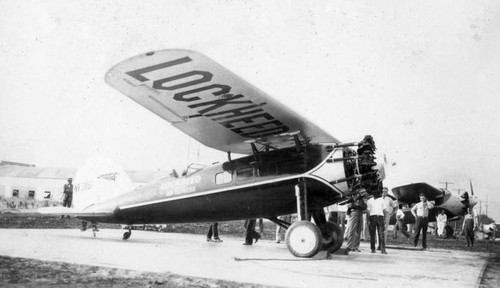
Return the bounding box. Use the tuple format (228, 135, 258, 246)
(0, 161, 172, 205)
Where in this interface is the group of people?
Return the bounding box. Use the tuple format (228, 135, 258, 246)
(342, 187, 438, 255)
(343, 187, 395, 255)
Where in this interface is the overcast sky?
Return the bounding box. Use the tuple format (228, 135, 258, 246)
(1, 0, 499, 221)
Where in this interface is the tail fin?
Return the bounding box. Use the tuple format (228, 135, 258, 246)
(73, 157, 134, 211)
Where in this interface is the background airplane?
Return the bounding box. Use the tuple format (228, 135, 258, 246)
(391, 182, 477, 237)
(40, 49, 384, 258)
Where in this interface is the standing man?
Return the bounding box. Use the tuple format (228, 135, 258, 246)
(243, 219, 261, 245)
(411, 193, 434, 249)
(61, 178, 73, 219)
(367, 192, 387, 254)
(344, 191, 367, 255)
(382, 187, 397, 247)
(337, 203, 348, 238)
(436, 210, 448, 238)
(462, 208, 476, 247)
(206, 222, 223, 243)
(393, 205, 410, 239)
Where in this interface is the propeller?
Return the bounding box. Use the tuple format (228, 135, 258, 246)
(469, 179, 474, 196)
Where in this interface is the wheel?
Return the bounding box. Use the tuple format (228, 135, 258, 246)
(320, 221, 344, 253)
(123, 231, 131, 240)
(285, 221, 322, 258)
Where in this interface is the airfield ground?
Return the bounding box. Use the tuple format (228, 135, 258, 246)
(0, 211, 498, 287)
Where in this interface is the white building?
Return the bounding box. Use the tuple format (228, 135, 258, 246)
(0, 162, 172, 203)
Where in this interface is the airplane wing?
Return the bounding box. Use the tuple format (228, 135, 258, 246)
(105, 49, 339, 154)
(392, 182, 445, 204)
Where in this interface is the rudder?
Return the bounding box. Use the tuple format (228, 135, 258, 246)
(73, 157, 134, 211)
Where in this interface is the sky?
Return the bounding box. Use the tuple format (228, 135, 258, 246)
(1, 0, 499, 221)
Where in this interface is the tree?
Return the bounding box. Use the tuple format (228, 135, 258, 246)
(477, 214, 495, 225)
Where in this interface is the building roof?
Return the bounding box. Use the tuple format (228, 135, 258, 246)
(0, 164, 172, 183)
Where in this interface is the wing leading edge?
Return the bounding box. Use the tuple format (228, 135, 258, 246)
(392, 182, 445, 204)
(105, 49, 339, 154)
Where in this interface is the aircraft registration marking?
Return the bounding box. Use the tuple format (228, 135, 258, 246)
(124, 56, 291, 139)
(75, 181, 92, 192)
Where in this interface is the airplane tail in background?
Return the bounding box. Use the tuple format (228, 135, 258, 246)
(72, 157, 134, 211)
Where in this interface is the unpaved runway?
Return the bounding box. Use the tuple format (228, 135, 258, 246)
(0, 229, 490, 287)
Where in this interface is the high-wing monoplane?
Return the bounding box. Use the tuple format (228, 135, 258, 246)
(40, 49, 383, 258)
(391, 182, 477, 237)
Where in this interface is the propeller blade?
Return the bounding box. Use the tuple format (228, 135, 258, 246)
(470, 179, 474, 196)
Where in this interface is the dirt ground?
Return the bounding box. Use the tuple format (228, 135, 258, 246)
(0, 211, 499, 287)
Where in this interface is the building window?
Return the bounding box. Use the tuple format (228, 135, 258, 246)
(215, 171, 232, 184)
(44, 191, 51, 199)
(28, 190, 35, 199)
(12, 189, 19, 198)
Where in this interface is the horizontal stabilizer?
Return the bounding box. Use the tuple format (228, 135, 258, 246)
(37, 206, 113, 217)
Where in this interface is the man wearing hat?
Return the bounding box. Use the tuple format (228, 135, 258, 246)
(61, 178, 73, 218)
(344, 189, 368, 255)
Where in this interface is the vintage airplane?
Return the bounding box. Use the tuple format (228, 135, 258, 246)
(391, 182, 477, 237)
(39, 49, 383, 258)
(478, 223, 497, 240)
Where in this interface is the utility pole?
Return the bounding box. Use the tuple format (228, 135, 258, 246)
(485, 194, 488, 217)
(454, 188, 465, 195)
(439, 181, 454, 190)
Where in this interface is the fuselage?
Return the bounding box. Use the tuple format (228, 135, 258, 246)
(390, 192, 478, 225)
(80, 144, 352, 224)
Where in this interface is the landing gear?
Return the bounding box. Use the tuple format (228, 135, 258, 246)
(123, 226, 132, 240)
(285, 221, 322, 258)
(91, 222, 99, 238)
(285, 182, 342, 258)
(320, 221, 343, 253)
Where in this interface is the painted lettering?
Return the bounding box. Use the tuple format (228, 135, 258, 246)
(173, 84, 231, 102)
(126, 56, 292, 140)
(220, 112, 275, 129)
(188, 94, 252, 115)
(241, 125, 289, 138)
(153, 71, 212, 91)
(206, 103, 266, 121)
(126, 57, 192, 82)
(231, 119, 284, 135)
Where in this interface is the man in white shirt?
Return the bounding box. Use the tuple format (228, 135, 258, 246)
(411, 193, 434, 249)
(367, 192, 387, 254)
(382, 187, 397, 247)
(436, 210, 447, 238)
(394, 205, 410, 239)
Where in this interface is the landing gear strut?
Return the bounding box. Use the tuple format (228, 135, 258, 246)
(92, 222, 99, 238)
(285, 182, 344, 257)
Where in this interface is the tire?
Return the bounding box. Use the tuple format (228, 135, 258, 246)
(285, 221, 322, 258)
(123, 231, 131, 240)
(320, 221, 344, 253)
